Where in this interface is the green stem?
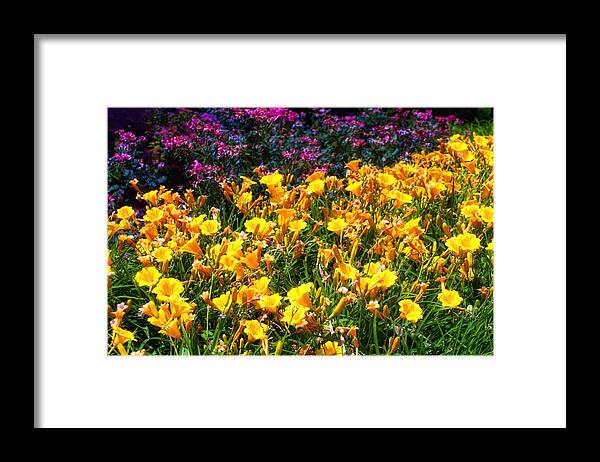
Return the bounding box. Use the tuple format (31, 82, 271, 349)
(372, 313, 379, 354)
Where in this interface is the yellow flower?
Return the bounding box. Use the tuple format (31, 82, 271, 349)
(357, 276, 375, 295)
(384, 190, 412, 206)
(116, 206, 135, 220)
(305, 170, 325, 183)
(474, 135, 489, 147)
(461, 203, 481, 219)
(159, 319, 182, 340)
(200, 219, 220, 236)
(266, 185, 286, 204)
(144, 207, 164, 223)
(142, 190, 159, 205)
(179, 237, 203, 258)
(398, 192, 413, 205)
(244, 319, 269, 342)
(242, 247, 262, 270)
(327, 217, 347, 235)
(459, 151, 476, 163)
(402, 217, 423, 236)
(371, 269, 397, 290)
(152, 246, 173, 262)
(445, 232, 481, 255)
(240, 175, 256, 185)
(206, 242, 222, 261)
(280, 304, 308, 327)
(237, 191, 252, 208)
(288, 219, 307, 233)
(244, 217, 273, 237)
(219, 255, 242, 272)
(134, 266, 162, 288)
(287, 283, 314, 308)
(437, 289, 463, 308)
(152, 277, 184, 302)
(345, 180, 363, 196)
(377, 172, 397, 188)
(316, 341, 344, 355)
(236, 285, 260, 305)
(187, 215, 207, 233)
(159, 190, 175, 204)
(225, 239, 244, 258)
(450, 141, 468, 153)
(147, 305, 171, 330)
(251, 276, 271, 294)
(164, 203, 178, 218)
(141, 223, 159, 241)
(169, 296, 195, 318)
(335, 261, 359, 282)
(307, 179, 325, 196)
(112, 326, 135, 345)
(479, 206, 494, 224)
(426, 181, 447, 199)
(212, 291, 234, 314)
(259, 171, 283, 187)
(363, 261, 383, 276)
(486, 240, 494, 251)
(346, 159, 361, 172)
(275, 208, 296, 225)
(257, 293, 283, 314)
(398, 299, 423, 323)
(140, 300, 159, 318)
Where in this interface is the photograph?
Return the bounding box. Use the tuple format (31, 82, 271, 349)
(107, 107, 494, 356)
(36, 34, 566, 428)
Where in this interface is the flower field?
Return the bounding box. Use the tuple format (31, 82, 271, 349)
(108, 108, 493, 355)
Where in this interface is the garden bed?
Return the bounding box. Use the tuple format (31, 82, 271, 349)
(107, 107, 494, 355)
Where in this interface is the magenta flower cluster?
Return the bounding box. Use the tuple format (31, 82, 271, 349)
(112, 129, 146, 162)
(108, 107, 463, 211)
(231, 107, 299, 123)
(187, 160, 225, 185)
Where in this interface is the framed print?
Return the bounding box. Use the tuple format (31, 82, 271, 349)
(35, 34, 565, 428)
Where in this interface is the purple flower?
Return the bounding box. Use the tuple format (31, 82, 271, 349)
(231, 107, 299, 124)
(414, 109, 432, 121)
(113, 153, 132, 162)
(162, 135, 193, 150)
(298, 148, 320, 162)
(187, 160, 226, 186)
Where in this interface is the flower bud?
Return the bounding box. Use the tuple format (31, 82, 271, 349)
(329, 296, 351, 319)
(382, 304, 390, 318)
(275, 340, 283, 355)
(390, 336, 401, 354)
